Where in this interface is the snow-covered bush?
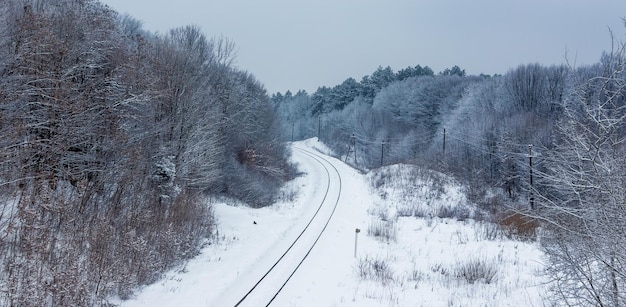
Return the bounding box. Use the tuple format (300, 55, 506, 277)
(367, 164, 475, 221)
(454, 257, 499, 284)
(355, 255, 396, 284)
(367, 218, 397, 243)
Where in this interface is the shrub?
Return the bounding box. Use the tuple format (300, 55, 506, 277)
(497, 211, 539, 241)
(396, 205, 422, 217)
(436, 206, 456, 219)
(367, 219, 397, 242)
(431, 263, 450, 276)
(474, 222, 505, 241)
(355, 256, 395, 284)
(454, 257, 498, 284)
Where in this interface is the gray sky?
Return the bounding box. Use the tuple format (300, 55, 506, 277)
(100, 0, 626, 94)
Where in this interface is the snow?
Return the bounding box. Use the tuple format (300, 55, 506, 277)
(112, 138, 548, 306)
(0, 196, 19, 233)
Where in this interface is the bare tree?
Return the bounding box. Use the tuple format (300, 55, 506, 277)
(537, 28, 626, 306)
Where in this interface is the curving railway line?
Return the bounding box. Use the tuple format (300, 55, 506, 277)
(232, 146, 343, 307)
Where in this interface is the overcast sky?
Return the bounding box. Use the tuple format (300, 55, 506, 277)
(100, 0, 626, 94)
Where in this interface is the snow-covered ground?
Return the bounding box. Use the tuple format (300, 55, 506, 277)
(113, 138, 548, 306)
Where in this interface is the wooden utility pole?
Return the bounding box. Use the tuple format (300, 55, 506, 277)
(345, 134, 352, 162)
(354, 228, 360, 257)
(442, 128, 447, 161)
(352, 133, 357, 164)
(345, 134, 358, 163)
(380, 140, 386, 167)
(291, 122, 294, 142)
(529, 144, 534, 210)
(317, 116, 321, 140)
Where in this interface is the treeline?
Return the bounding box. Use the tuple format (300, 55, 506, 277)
(274, 39, 626, 304)
(273, 64, 483, 177)
(273, 63, 567, 201)
(0, 0, 291, 305)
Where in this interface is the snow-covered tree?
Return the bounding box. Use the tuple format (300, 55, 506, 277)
(0, 1, 291, 305)
(537, 36, 626, 306)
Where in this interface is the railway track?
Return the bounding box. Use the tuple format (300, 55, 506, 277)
(233, 146, 342, 307)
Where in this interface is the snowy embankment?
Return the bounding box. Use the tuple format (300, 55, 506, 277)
(114, 138, 547, 306)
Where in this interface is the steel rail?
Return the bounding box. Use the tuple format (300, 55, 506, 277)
(234, 146, 342, 307)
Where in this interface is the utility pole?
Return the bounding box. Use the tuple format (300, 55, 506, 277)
(354, 228, 361, 257)
(291, 122, 294, 142)
(529, 144, 534, 210)
(380, 140, 386, 167)
(442, 128, 447, 161)
(345, 134, 352, 162)
(352, 133, 357, 164)
(317, 116, 321, 141)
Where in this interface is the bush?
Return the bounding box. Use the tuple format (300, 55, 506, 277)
(474, 222, 505, 241)
(454, 257, 498, 284)
(396, 205, 423, 218)
(355, 256, 395, 284)
(367, 219, 397, 243)
(431, 263, 450, 276)
(435, 205, 472, 221)
(497, 211, 539, 241)
(436, 206, 457, 219)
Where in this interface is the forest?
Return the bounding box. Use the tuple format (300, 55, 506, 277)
(0, 0, 624, 305)
(273, 39, 626, 305)
(0, 0, 292, 305)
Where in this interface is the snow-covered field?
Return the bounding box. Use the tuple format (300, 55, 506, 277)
(114, 138, 548, 306)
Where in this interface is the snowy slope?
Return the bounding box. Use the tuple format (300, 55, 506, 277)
(113, 138, 547, 306)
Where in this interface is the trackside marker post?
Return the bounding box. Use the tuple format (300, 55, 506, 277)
(354, 228, 361, 257)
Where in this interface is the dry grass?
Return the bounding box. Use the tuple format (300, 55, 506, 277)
(496, 211, 539, 241)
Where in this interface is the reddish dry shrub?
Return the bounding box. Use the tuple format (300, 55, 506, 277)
(497, 211, 540, 241)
